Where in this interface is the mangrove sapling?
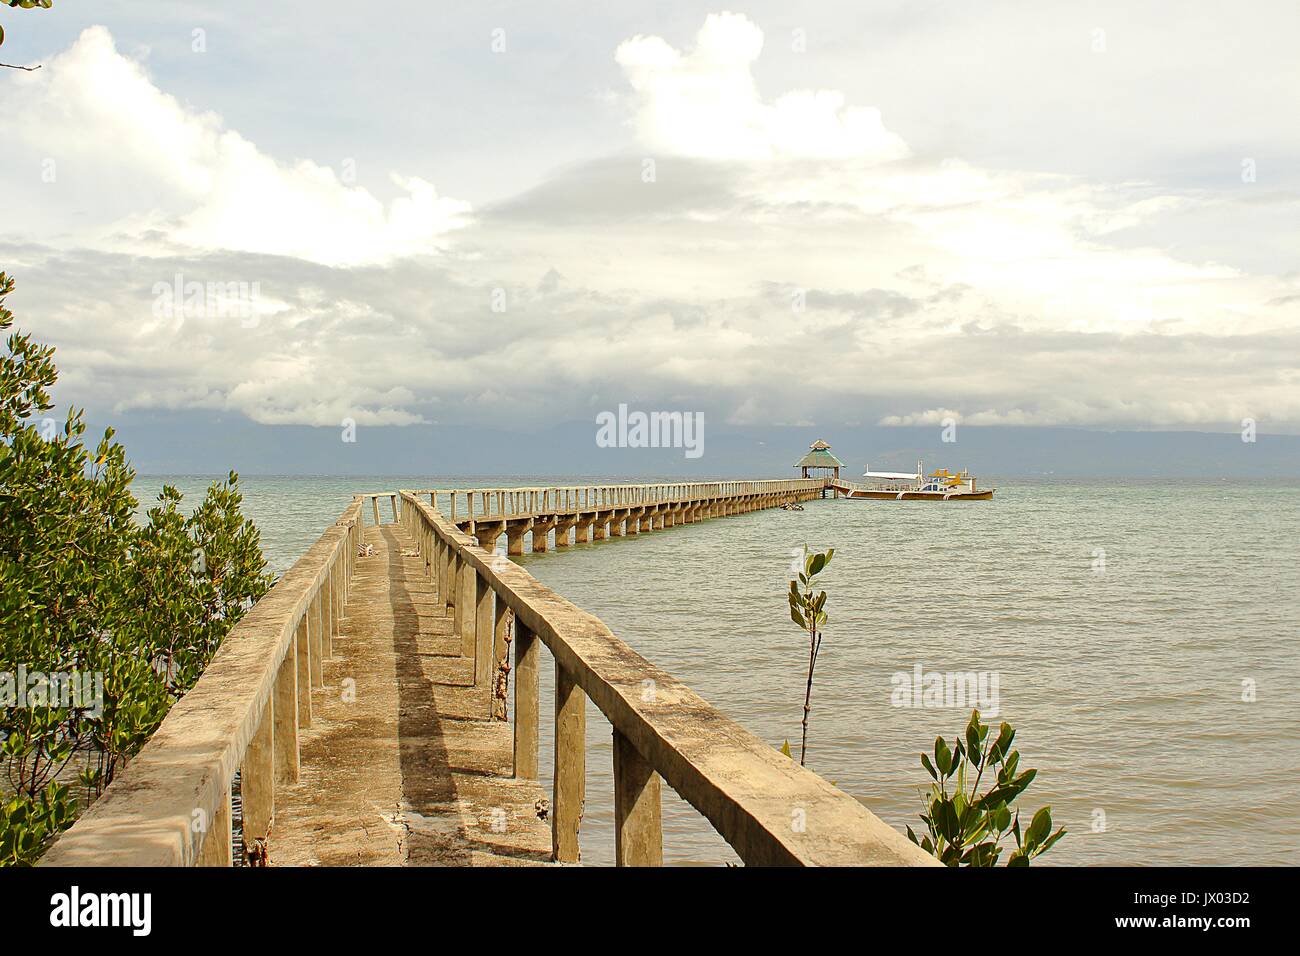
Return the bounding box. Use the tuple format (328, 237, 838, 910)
(908, 708, 1066, 866)
(787, 546, 833, 766)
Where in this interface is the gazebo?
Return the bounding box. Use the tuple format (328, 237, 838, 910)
(795, 439, 844, 496)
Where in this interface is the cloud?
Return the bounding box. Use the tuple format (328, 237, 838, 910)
(5, 27, 470, 266)
(484, 154, 743, 225)
(12, 236, 1299, 436)
(2, 17, 1298, 436)
(615, 12, 909, 162)
(606, 15, 1288, 346)
(878, 409, 963, 427)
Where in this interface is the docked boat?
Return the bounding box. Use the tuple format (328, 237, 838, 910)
(829, 461, 995, 501)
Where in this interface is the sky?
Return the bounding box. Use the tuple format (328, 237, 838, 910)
(2, 1, 1299, 473)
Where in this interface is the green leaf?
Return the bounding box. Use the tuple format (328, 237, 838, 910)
(920, 752, 937, 780)
(935, 797, 961, 842)
(1038, 828, 1067, 856)
(1008, 768, 1038, 799)
(779, 740, 792, 758)
(935, 736, 953, 776)
(965, 724, 981, 763)
(1025, 806, 1052, 850)
(990, 722, 1015, 762)
(1002, 750, 1020, 778)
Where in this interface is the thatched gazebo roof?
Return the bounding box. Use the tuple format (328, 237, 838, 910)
(794, 440, 844, 470)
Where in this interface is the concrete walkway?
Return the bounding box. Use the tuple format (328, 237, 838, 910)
(272, 525, 553, 866)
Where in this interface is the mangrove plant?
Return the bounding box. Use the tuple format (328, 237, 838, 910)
(787, 545, 833, 766)
(908, 708, 1066, 866)
(0, 271, 270, 865)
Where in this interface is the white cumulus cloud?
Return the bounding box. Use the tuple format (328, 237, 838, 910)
(615, 12, 909, 162)
(4, 27, 470, 267)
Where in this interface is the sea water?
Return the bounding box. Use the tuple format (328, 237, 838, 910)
(141, 474, 1300, 866)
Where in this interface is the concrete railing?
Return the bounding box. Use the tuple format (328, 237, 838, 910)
(400, 491, 937, 866)
(355, 491, 400, 526)
(397, 479, 823, 555)
(407, 479, 824, 524)
(41, 499, 364, 866)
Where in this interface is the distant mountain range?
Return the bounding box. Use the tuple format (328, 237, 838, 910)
(80, 411, 1300, 478)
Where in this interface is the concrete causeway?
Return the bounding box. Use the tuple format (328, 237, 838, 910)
(43, 480, 937, 868)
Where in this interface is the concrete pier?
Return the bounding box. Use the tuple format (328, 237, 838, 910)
(42, 478, 936, 869)
(428, 480, 820, 556)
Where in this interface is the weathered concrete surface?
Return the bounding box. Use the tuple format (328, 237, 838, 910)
(272, 525, 552, 866)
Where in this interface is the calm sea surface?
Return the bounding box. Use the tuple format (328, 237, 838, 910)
(141, 475, 1300, 866)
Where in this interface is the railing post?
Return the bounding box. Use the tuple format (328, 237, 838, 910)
(322, 566, 334, 658)
(274, 633, 299, 782)
(552, 663, 586, 863)
(474, 570, 493, 707)
(514, 621, 539, 778)
(333, 555, 344, 629)
(347, 519, 356, 601)
(196, 784, 232, 866)
(240, 697, 274, 862)
(341, 523, 350, 608)
(335, 547, 344, 620)
(372, 496, 380, 526)
(451, 550, 464, 626)
(613, 729, 663, 866)
(458, 552, 476, 658)
(295, 614, 312, 726)
(309, 592, 324, 689)
(438, 538, 451, 612)
(492, 595, 511, 721)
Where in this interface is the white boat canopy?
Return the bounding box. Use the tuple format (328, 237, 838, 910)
(863, 467, 920, 480)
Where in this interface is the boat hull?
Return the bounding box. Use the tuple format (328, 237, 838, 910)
(839, 488, 995, 501)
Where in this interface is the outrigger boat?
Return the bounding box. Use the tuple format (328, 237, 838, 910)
(830, 461, 995, 501)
